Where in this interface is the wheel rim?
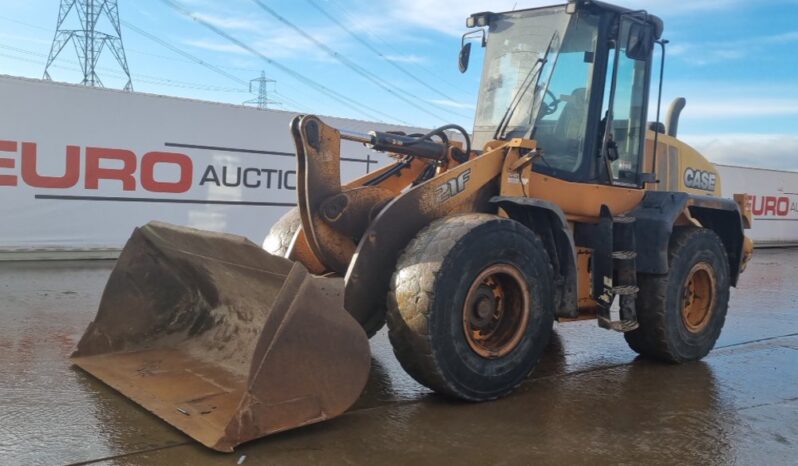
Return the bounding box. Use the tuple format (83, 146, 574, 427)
(681, 262, 716, 333)
(462, 264, 530, 358)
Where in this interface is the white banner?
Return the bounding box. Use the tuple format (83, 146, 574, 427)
(0, 76, 419, 254)
(717, 165, 798, 246)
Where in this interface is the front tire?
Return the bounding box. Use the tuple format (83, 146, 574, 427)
(262, 208, 301, 257)
(625, 228, 730, 362)
(387, 214, 554, 401)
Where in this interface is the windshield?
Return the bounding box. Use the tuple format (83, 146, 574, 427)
(473, 7, 603, 177)
(473, 6, 571, 149)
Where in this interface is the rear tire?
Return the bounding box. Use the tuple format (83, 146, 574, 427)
(625, 228, 730, 362)
(387, 214, 554, 401)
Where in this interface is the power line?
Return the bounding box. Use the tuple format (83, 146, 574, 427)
(122, 20, 310, 112)
(3, 3, 445, 122)
(0, 14, 51, 31)
(300, 0, 473, 120)
(122, 21, 316, 112)
(303, 0, 459, 104)
(0, 15, 308, 111)
(272, 90, 313, 112)
(326, 0, 475, 96)
(0, 44, 248, 93)
(248, 0, 464, 123)
(158, 0, 406, 124)
(0, 4, 392, 118)
(0, 14, 236, 72)
(121, 20, 250, 87)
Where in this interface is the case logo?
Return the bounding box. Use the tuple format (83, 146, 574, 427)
(684, 168, 717, 192)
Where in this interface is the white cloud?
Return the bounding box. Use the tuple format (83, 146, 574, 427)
(669, 30, 798, 65)
(428, 98, 475, 109)
(0, 32, 51, 46)
(654, 81, 798, 123)
(192, 13, 263, 33)
(682, 134, 798, 171)
(183, 34, 340, 61)
(680, 99, 798, 119)
(181, 17, 346, 61)
(383, 53, 427, 63)
(385, 0, 520, 35)
(757, 30, 798, 44)
(623, 0, 743, 13)
(182, 38, 249, 55)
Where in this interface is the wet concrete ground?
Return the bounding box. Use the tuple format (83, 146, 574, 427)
(1, 249, 797, 466)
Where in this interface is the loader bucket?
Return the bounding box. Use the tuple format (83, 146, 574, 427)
(71, 221, 371, 452)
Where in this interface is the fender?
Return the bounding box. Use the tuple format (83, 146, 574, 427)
(343, 149, 505, 330)
(630, 191, 745, 285)
(491, 196, 579, 318)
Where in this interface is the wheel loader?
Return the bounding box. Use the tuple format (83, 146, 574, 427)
(72, 0, 754, 452)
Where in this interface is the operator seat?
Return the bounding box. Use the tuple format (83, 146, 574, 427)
(552, 87, 587, 155)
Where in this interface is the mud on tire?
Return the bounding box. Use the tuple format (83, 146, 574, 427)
(625, 227, 730, 362)
(262, 208, 302, 258)
(386, 214, 555, 401)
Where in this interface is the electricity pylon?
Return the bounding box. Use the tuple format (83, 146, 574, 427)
(43, 0, 133, 91)
(244, 71, 279, 109)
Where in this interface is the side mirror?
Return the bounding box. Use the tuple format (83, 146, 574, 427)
(458, 29, 485, 73)
(459, 42, 472, 73)
(625, 21, 653, 61)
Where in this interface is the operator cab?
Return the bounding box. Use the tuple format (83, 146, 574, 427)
(461, 0, 663, 187)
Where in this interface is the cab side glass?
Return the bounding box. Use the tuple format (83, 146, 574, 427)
(602, 18, 651, 185)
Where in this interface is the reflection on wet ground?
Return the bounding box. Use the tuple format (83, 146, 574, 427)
(1, 250, 797, 465)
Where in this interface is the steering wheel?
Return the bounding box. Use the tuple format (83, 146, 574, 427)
(540, 89, 561, 116)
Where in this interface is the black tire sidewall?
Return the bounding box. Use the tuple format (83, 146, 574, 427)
(663, 231, 730, 361)
(428, 219, 554, 400)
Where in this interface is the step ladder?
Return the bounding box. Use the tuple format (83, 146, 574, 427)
(592, 205, 639, 332)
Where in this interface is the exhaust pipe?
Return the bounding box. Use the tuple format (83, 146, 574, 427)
(666, 97, 686, 137)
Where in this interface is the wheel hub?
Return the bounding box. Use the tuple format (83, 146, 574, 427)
(681, 262, 716, 333)
(462, 264, 530, 359)
(469, 286, 497, 329)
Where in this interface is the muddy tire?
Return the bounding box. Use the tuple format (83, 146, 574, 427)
(625, 228, 730, 362)
(386, 214, 554, 401)
(262, 208, 302, 257)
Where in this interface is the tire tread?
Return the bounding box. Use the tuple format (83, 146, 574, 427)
(387, 214, 552, 399)
(625, 227, 730, 362)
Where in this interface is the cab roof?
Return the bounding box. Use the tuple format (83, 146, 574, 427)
(471, 1, 664, 39)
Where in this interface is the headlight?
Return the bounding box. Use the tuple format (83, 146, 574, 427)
(466, 12, 492, 29)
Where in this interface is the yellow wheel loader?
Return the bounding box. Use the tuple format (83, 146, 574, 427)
(72, 0, 754, 452)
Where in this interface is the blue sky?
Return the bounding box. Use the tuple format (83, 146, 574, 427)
(0, 0, 797, 169)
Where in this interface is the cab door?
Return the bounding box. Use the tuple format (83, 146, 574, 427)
(600, 16, 655, 187)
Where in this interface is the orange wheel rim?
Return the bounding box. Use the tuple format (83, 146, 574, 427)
(681, 262, 716, 333)
(462, 264, 529, 358)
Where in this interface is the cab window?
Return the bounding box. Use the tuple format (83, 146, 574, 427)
(531, 12, 600, 176)
(602, 19, 651, 186)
